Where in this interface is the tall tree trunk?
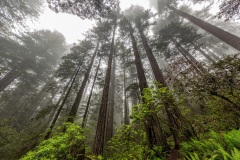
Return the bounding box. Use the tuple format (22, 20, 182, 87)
(44, 64, 81, 139)
(208, 45, 228, 57)
(127, 21, 148, 92)
(0, 59, 29, 92)
(33, 87, 65, 123)
(167, 5, 240, 51)
(92, 21, 117, 156)
(105, 54, 116, 142)
(81, 57, 102, 128)
(66, 42, 99, 123)
(179, 43, 207, 73)
(123, 55, 130, 125)
(26, 76, 55, 120)
(136, 22, 167, 86)
(191, 42, 215, 63)
(137, 23, 195, 149)
(172, 39, 204, 76)
(81, 78, 91, 105)
(127, 19, 169, 150)
(206, 47, 222, 60)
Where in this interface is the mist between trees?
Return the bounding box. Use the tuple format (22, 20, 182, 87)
(1, 0, 240, 159)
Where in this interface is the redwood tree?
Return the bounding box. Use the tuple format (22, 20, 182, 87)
(105, 53, 116, 142)
(66, 41, 99, 123)
(166, 5, 240, 51)
(81, 57, 102, 128)
(92, 17, 117, 156)
(120, 16, 169, 150)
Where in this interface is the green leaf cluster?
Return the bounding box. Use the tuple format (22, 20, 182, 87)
(132, 83, 178, 123)
(21, 123, 85, 160)
(105, 125, 149, 159)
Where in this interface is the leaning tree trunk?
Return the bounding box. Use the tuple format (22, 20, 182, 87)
(137, 23, 195, 149)
(44, 64, 81, 139)
(66, 41, 99, 123)
(33, 82, 69, 123)
(0, 58, 29, 92)
(208, 45, 228, 57)
(172, 39, 205, 76)
(92, 21, 117, 156)
(136, 22, 167, 86)
(81, 57, 102, 128)
(42, 87, 68, 131)
(167, 5, 240, 51)
(206, 47, 221, 61)
(127, 18, 169, 150)
(25, 76, 55, 121)
(123, 54, 130, 125)
(190, 42, 215, 63)
(105, 53, 116, 142)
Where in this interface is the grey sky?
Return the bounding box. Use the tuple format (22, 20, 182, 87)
(30, 0, 149, 44)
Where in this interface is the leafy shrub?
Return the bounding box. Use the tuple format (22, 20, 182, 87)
(105, 125, 147, 159)
(21, 123, 85, 160)
(180, 129, 240, 159)
(105, 125, 167, 160)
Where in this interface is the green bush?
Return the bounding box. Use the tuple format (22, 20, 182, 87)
(21, 123, 85, 160)
(105, 125, 148, 159)
(180, 129, 240, 160)
(105, 125, 167, 160)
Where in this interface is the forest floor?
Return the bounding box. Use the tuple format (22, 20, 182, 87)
(168, 149, 183, 160)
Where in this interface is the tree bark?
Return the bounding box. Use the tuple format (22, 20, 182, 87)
(127, 21, 148, 92)
(137, 22, 191, 149)
(105, 53, 116, 142)
(136, 22, 167, 86)
(127, 18, 169, 150)
(123, 55, 130, 125)
(81, 57, 102, 128)
(167, 5, 240, 51)
(92, 21, 117, 156)
(0, 59, 29, 92)
(66, 41, 99, 123)
(44, 64, 81, 139)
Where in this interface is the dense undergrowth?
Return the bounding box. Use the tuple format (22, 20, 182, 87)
(21, 123, 86, 160)
(20, 123, 240, 160)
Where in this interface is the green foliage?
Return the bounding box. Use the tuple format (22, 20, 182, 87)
(105, 84, 186, 159)
(174, 55, 240, 134)
(21, 123, 85, 160)
(0, 120, 42, 160)
(105, 124, 169, 159)
(0, 120, 26, 160)
(105, 125, 149, 159)
(132, 83, 182, 123)
(180, 129, 240, 160)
